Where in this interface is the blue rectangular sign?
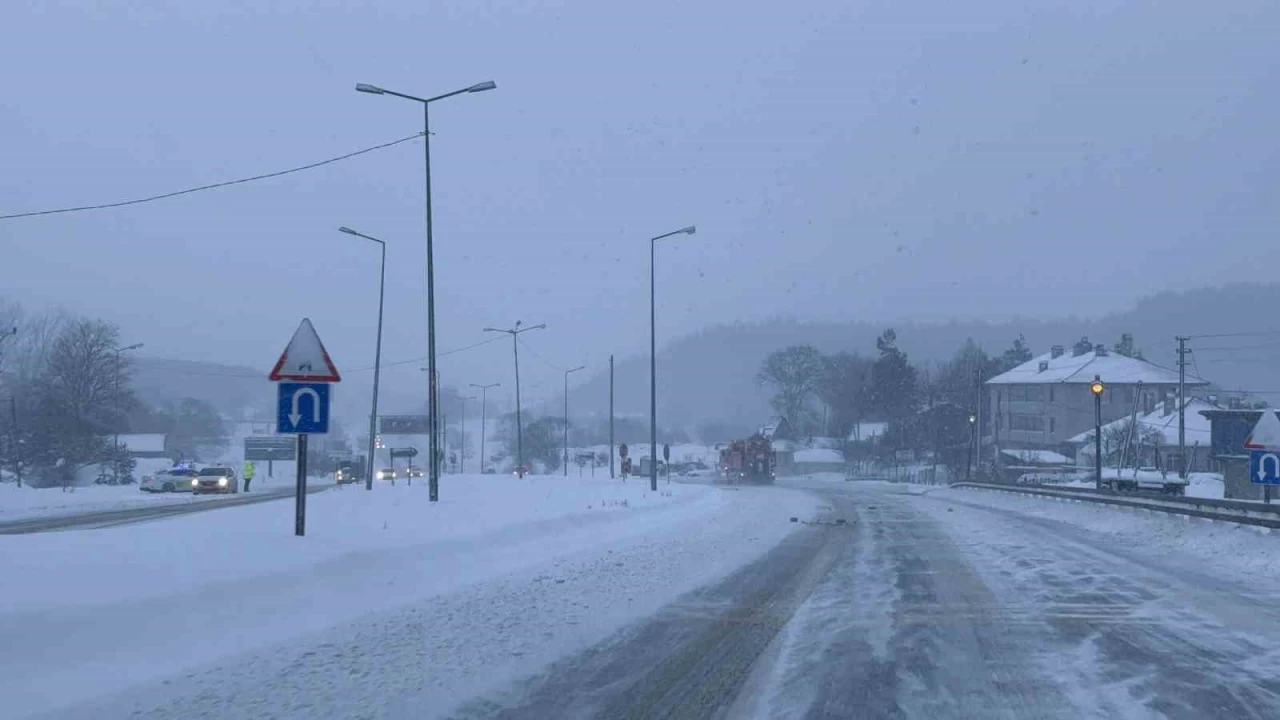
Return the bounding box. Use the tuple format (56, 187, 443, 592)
(1249, 449, 1280, 485)
(277, 382, 331, 435)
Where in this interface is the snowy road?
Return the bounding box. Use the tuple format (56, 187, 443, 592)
(18, 478, 1280, 719)
(460, 479, 1280, 719)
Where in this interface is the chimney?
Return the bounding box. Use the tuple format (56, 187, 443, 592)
(1163, 392, 1175, 416)
(1073, 337, 1092, 357)
(1095, 344, 1108, 357)
(1116, 333, 1134, 357)
(1038, 361, 1049, 372)
(1051, 344, 1065, 359)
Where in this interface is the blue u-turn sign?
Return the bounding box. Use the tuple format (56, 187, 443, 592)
(277, 382, 331, 435)
(1250, 450, 1280, 486)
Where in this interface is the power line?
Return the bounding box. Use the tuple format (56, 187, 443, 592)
(1186, 342, 1280, 353)
(0, 133, 425, 221)
(517, 337, 564, 373)
(1184, 330, 1280, 340)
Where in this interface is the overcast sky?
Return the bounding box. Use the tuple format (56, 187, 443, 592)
(3, 0, 1277, 407)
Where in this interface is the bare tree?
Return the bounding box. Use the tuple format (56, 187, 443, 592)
(757, 345, 823, 431)
(27, 319, 136, 488)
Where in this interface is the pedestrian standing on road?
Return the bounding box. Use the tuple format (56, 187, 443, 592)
(243, 461, 255, 492)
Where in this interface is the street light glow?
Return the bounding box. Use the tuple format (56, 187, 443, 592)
(355, 83, 385, 95)
(1091, 380, 1105, 395)
(467, 81, 497, 93)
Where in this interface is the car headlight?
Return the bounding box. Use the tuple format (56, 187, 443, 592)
(218, 477, 228, 487)
(192, 478, 199, 487)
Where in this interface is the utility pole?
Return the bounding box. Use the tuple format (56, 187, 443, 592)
(8, 396, 20, 487)
(609, 354, 615, 479)
(1176, 336, 1189, 479)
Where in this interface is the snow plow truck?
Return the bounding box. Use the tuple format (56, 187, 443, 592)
(719, 435, 776, 484)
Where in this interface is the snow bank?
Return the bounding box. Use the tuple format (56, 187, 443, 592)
(0, 473, 820, 718)
(937, 485, 1280, 584)
(0, 466, 302, 522)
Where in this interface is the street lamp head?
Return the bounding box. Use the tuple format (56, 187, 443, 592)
(355, 83, 386, 95)
(338, 226, 358, 236)
(466, 80, 497, 93)
(681, 226, 697, 235)
(1091, 376, 1105, 395)
(968, 414, 977, 424)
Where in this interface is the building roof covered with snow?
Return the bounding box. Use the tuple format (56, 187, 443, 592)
(115, 433, 167, 454)
(847, 421, 887, 443)
(793, 448, 845, 464)
(758, 416, 795, 441)
(986, 344, 1206, 386)
(1068, 398, 1216, 447)
(1000, 448, 1071, 465)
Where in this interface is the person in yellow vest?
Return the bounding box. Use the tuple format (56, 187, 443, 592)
(243, 461, 255, 492)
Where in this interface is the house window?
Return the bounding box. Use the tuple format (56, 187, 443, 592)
(1050, 417, 1056, 434)
(1025, 385, 1044, 402)
(1010, 414, 1045, 431)
(1008, 386, 1024, 402)
(1049, 387, 1055, 403)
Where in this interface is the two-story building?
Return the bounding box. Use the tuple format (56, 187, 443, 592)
(984, 338, 1208, 463)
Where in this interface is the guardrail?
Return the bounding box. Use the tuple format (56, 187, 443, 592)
(948, 481, 1280, 530)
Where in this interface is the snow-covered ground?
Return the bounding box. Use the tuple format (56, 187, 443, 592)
(2, 473, 819, 719)
(1055, 470, 1227, 499)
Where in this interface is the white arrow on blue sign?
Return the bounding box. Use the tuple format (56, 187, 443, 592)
(277, 382, 331, 435)
(1250, 450, 1280, 486)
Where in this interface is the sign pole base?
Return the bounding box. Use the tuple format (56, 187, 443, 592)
(296, 434, 308, 537)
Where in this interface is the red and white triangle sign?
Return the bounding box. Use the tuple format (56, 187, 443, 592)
(1244, 410, 1280, 450)
(268, 318, 341, 382)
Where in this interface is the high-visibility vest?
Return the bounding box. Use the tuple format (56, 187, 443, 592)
(243, 462, 255, 478)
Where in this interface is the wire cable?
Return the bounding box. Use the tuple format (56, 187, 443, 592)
(1184, 330, 1280, 341)
(0, 133, 425, 220)
(517, 337, 564, 373)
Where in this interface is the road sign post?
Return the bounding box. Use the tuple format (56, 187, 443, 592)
(269, 318, 340, 537)
(296, 434, 308, 536)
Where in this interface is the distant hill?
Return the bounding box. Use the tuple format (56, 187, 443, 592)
(564, 283, 1280, 432)
(130, 357, 267, 418)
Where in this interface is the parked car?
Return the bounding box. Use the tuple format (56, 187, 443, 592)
(376, 468, 397, 481)
(192, 466, 238, 495)
(140, 465, 198, 493)
(406, 466, 423, 479)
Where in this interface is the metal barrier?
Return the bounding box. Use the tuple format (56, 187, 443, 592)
(949, 482, 1280, 530)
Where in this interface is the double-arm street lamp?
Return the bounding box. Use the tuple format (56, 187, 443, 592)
(649, 226, 696, 491)
(563, 365, 585, 476)
(470, 383, 500, 474)
(355, 79, 496, 502)
(483, 322, 544, 476)
(337, 226, 386, 491)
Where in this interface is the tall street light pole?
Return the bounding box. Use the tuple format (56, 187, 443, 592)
(112, 342, 143, 482)
(650, 225, 697, 492)
(1092, 375, 1105, 491)
(355, 79, 497, 502)
(338, 227, 386, 491)
(483, 322, 545, 476)
(459, 396, 476, 473)
(563, 365, 585, 476)
(469, 383, 500, 474)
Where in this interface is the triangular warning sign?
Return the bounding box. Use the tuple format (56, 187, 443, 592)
(269, 318, 341, 382)
(1244, 410, 1280, 450)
